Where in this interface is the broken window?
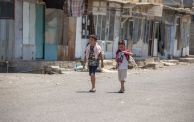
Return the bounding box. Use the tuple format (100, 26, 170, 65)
(82, 15, 89, 39)
(133, 18, 142, 44)
(120, 18, 132, 40)
(107, 9, 115, 41)
(88, 9, 116, 41)
(143, 19, 149, 43)
(0, 0, 14, 19)
(82, 13, 96, 39)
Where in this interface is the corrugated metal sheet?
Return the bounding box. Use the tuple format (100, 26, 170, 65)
(0, 19, 14, 61)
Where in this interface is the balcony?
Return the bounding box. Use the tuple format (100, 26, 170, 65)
(108, 0, 162, 4)
(163, 0, 193, 8)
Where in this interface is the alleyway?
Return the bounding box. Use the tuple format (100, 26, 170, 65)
(0, 64, 194, 122)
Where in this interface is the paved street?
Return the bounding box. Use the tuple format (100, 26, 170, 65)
(0, 64, 194, 122)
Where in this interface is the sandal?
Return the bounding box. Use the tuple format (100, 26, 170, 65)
(89, 89, 96, 92)
(118, 90, 124, 93)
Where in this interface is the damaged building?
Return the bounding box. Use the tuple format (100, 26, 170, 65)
(0, 0, 87, 63)
(0, 0, 193, 72)
(75, 0, 192, 59)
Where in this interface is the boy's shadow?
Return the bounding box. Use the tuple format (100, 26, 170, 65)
(76, 91, 121, 94)
(76, 91, 90, 93)
(106, 92, 120, 94)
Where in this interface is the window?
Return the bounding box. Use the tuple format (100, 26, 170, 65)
(82, 16, 89, 39)
(120, 18, 131, 40)
(0, 0, 14, 19)
(93, 10, 115, 41)
(95, 14, 107, 40)
(82, 10, 116, 41)
(82, 13, 96, 39)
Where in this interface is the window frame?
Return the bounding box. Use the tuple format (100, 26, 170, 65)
(0, 0, 15, 19)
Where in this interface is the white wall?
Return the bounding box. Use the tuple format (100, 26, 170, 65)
(75, 17, 82, 59)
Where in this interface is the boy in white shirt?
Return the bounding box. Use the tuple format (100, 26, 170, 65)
(116, 40, 133, 93)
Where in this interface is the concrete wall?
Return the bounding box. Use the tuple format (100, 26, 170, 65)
(75, 17, 82, 59)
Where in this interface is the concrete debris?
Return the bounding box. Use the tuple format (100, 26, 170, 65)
(161, 60, 179, 64)
(160, 60, 178, 66)
(142, 62, 159, 69)
(103, 60, 114, 66)
(162, 62, 176, 66)
(5, 57, 194, 74)
(43, 65, 63, 74)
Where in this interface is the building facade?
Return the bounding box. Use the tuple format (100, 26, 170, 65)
(0, 0, 193, 64)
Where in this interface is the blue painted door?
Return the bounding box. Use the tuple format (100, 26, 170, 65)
(35, 4, 44, 59)
(44, 9, 59, 61)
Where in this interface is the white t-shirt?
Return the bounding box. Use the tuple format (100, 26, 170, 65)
(118, 52, 129, 70)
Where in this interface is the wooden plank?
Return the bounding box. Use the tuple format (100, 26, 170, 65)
(65, 17, 76, 61)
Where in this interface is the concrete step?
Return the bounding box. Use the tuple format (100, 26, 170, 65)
(179, 57, 194, 63)
(189, 55, 194, 58)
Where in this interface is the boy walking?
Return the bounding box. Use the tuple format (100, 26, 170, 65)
(116, 40, 133, 93)
(84, 35, 104, 92)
